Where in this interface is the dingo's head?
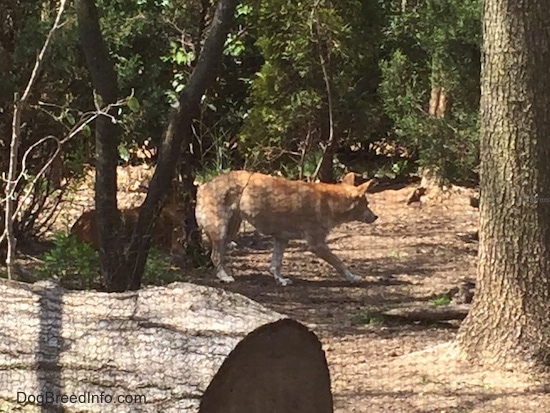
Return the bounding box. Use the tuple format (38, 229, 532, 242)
(341, 173, 378, 224)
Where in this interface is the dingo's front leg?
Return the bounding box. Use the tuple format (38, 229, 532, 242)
(307, 239, 361, 283)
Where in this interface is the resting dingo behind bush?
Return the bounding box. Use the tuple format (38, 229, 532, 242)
(195, 171, 378, 286)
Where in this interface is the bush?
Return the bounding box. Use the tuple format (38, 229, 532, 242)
(38, 232, 100, 290)
(38, 234, 187, 289)
(379, 50, 479, 184)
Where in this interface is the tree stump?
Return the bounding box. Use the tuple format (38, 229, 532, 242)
(0, 280, 333, 412)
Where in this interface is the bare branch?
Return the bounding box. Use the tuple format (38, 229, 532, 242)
(21, 0, 69, 104)
(309, 0, 335, 182)
(4, 0, 69, 279)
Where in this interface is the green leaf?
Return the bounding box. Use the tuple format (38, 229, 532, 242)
(118, 143, 130, 162)
(66, 112, 76, 126)
(175, 50, 185, 65)
(127, 96, 140, 112)
(82, 125, 91, 138)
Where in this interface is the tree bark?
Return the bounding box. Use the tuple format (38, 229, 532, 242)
(456, 0, 550, 369)
(428, 86, 449, 118)
(316, 137, 336, 183)
(125, 0, 240, 290)
(76, 0, 128, 292)
(0, 279, 333, 413)
(178, 154, 203, 257)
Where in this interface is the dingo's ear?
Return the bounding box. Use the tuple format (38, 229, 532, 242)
(355, 179, 376, 196)
(341, 172, 356, 186)
(356, 182, 369, 196)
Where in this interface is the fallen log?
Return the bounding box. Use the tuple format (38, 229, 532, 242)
(0, 279, 333, 413)
(381, 303, 470, 322)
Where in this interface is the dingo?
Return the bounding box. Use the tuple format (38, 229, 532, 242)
(196, 171, 378, 286)
(71, 203, 184, 254)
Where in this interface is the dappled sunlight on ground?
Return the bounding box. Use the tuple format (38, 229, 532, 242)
(49, 170, 549, 412)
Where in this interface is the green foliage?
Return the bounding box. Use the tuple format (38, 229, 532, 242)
(350, 309, 385, 326)
(37, 234, 185, 289)
(379, 0, 481, 183)
(142, 247, 181, 286)
(4, 0, 483, 182)
(194, 126, 234, 183)
(38, 232, 100, 290)
(64, 141, 89, 180)
(239, 0, 386, 172)
(3, 0, 484, 229)
(3, 2, 95, 169)
(96, 0, 176, 149)
(374, 157, 412, 180)
(186, 243, 213, 269)
(126, 96, 140, 113)
(429, 294, 452, 306)
(391, 159, 410, 177)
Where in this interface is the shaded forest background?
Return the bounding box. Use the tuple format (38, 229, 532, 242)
(0, 0, 481, 286)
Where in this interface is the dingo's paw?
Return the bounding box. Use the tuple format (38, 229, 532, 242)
(217, 269, 235, 283)
(345, 271, 362, 283)
(276, 276, 293, 287)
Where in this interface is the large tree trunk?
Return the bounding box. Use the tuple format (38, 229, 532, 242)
(456, 0, 550, 368)
(125, 0, 240, 290)
(0, 279, 333, 412)
(76, 0, 128, 292)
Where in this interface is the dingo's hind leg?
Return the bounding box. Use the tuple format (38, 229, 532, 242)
(197, 204, 237, 283)
(269, 238, 292, 286)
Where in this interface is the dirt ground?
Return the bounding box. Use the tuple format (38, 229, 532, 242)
(40, 167, 550, 412)
(187, 180, 549, 413)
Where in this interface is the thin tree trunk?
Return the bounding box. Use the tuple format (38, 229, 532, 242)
(456, 0, 550, 369)
(76, 0, 128, 291)
(428, 87, 441, 117)
(126, 0, 240, 290)
(5, 92, 21, 280)
(178, 153, 203, 256)
(4, 0, 69, 279)
(428, 86, 449, 118)
(310, 1, 335, 183)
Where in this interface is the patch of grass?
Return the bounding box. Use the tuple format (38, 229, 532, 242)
(194, 167, 230, 184)
(350, 310, 385, 326)
(433, 246, 449, 256)
(419, 374, 435, 384)
(186, 242, 213, 268)
(387, 249, 409, 259)
(142, 247, 183, 285)
(429, 294, 451, 306)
